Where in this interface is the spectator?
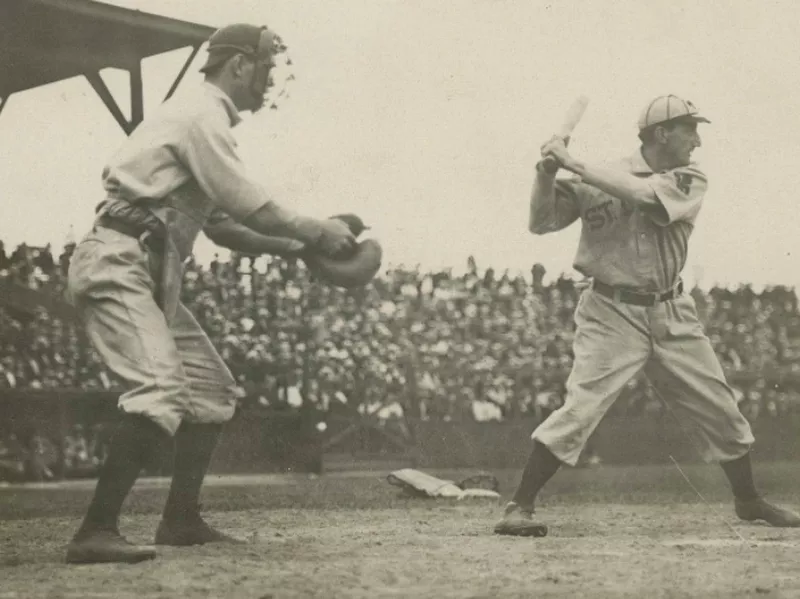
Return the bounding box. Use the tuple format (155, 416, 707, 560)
(1, 236, 800, 433)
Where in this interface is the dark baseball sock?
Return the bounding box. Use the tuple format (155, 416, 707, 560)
(720, 451, 759, 501)
(162, 422, 223, 522)
(511, 441, 562, 510)
(75, 414, 168, 538)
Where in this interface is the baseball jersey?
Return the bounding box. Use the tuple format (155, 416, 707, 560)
(100, 82, 304, 260)
(529, 149, 707, 291)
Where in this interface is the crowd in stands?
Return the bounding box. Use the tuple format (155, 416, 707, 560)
(3, 238, 800, 438)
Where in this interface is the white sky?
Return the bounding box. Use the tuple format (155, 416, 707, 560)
(2, 0, 799, 289)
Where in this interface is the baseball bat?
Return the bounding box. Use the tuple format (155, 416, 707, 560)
(540, 94, 589, 173)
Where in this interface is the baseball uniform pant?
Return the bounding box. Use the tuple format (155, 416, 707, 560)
(533, 287, 754, 466)
(67, 226, 237, 436)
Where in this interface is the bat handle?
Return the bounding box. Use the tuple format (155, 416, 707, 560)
(539, 156, 560, 174)
(538, 135, 570, 174)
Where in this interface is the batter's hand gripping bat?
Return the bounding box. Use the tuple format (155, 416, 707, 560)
(540, 95, 589, 173)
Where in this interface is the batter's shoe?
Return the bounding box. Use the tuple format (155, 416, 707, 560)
(735, 497, 800, 527)
(65, 529, 156, 564)
(155, 515, 245, 546)
(493, 502, 548, 537)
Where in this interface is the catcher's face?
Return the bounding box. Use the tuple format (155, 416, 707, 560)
(233, 30, 293, 113)
(234, 54, 275, 112)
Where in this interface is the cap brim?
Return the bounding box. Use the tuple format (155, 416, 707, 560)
(641, 114, 711, 130)
(200, 51, 231, 73)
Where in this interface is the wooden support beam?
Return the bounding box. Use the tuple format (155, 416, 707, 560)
(129, 61, 144, 130)
(164, 44, 201, 102)
(85, 71, 133, 135)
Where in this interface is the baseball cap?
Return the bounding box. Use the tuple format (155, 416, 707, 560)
(637, 95, 711, 130)
(199, 24, 283, 74)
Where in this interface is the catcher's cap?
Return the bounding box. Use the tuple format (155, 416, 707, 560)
(200, 24, 281, 74)
(638, 95, 710, 130)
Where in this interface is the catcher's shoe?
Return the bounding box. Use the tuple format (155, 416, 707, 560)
(155, 515, 245, 546)
(735, 497, 800, 527)
(493, 502, 548, 537)
(65, 529, 156, 564)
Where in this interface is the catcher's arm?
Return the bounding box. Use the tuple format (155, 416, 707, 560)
(204, 211, 305, 256)
(300, 213, 383, 288)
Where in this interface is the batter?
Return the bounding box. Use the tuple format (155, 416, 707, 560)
(495, 95, 800, 536)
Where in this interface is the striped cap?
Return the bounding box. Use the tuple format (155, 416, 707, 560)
(638, 95, 710, 130)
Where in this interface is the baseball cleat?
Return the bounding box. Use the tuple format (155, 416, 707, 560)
(735, 497, 800, 527)
(493, 502, 548, 537)
(65, 529, 156, 564)
(155, 516, 245, 546)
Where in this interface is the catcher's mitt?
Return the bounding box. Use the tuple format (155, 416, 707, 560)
(301, 214, 383, 289)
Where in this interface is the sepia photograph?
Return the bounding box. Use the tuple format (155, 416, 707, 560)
(1, 0, 800, 597)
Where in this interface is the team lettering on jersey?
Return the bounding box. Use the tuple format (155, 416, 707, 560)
(583, 196, 636, 232)
(584, 199, 615, 231)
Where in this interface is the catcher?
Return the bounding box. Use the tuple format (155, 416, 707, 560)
(64, 23, 379, 564)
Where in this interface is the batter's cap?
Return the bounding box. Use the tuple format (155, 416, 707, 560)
(637, 95, 711, 130)
(199, 24, 282, 74)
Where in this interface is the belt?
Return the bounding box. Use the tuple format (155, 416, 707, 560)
(592, 279, 683, 307)
(96, 215, 164, 252)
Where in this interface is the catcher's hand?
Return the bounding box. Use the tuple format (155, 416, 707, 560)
(302, 213, 382, 288)
(315, 218, 356, 258)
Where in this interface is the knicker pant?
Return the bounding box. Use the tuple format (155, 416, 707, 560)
(66, 226, 237, 436)
(532, 288, 754, 466)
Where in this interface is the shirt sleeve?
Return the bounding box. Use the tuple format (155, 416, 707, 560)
(529, 170, 582, 234)
(178, 112, 298, 224)
(647, 164, 707, 226)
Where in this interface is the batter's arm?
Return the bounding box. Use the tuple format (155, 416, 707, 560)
(541, 137, 660, 212)
(561, 159, 660, 210)
(528, 163, 581, 235)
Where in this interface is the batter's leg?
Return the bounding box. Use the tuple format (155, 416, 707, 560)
(531, 289, 652, 466)
(647, 294, 800, 527)
(495, 289, 651, 536)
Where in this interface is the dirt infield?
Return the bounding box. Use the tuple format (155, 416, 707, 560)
(3, 465, 800, 598)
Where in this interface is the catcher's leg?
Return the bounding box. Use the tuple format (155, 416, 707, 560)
(65, 229, 190, 563)
(155, 304, 243, 545)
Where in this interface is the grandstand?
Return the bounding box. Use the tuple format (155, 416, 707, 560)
(3, 238, 800, 480)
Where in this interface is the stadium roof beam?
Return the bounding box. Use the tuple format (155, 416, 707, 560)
(0, 0, 215, 134)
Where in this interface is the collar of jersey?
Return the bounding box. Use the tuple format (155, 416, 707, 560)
(628, 148, 654, 175)
(202, 82, 243, 127)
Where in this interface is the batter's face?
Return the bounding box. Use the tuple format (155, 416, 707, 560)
(662, 121, 702, 167)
